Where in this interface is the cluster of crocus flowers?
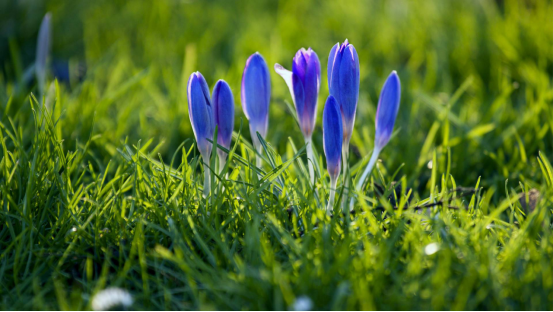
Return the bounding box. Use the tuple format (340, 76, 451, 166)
(322, 40, 402, 213)
(188, 45, 401, 213)
(187, 72, 235, 198)
(275, 48, 321, 185)
(328, 40, 360, 166)
(327, 40, 360, 202)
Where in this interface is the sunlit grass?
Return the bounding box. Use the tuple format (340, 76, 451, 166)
(1, 0, 553, 310)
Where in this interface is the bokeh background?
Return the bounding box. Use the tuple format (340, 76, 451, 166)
(1, 0, 553, 196)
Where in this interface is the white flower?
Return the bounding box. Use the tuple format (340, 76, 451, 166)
(91, 287, 133, 311)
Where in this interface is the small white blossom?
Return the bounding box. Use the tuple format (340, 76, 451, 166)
(91, 287, 133, 311)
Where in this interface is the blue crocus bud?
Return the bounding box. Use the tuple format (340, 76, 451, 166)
(241, 52, 271, 153)
(352, 71, 401, 206)
(323, 96, 343, 181)
(274, 48, 321, 139)
(187, 72, 214, 160)
(328, 39, 360, 148)
(323, 96, 343, 213)
(374, 71, 401, 150)
(212, 79, 234, 164)
(36, 13, 52, 97)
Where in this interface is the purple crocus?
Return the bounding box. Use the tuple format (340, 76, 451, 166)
(323, 95, 343, 213)
(241, 52, 271, 166)
(212, 79, 235, 170)
(374, 71, 401, 150)
(188, 71, 215, 197)
(274, 47, 321, 184)
(328, 39, 360, 150)
(188, 72, 214, 158)
(274, 48, 321, 139)
(354, 71, 401, 199)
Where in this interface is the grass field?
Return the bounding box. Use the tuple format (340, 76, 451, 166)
(1, 0, 553, 310)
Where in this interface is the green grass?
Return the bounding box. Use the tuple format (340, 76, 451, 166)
(1, 0, 553, 310)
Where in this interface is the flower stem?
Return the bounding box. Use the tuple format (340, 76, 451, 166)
(326, 176, 338, 214)
(203, 162, 211, 200)
(355, 147, 381, 191)
(218, 152, 227, 175)
(254, 142, 263, 179)
(340, 143, 350, 211)
(305, 138, 315, 186)
(349, 147, 381, 211)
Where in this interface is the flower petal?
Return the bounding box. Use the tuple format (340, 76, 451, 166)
(212, 79, 235, 150)
(188, 72, 214, 158)
(375, 71, 401, 149)
(241, 52, 270, 135)
(323, 95, 343, 180)
(274, 63, 294, 101)
(327, 43, 339, 88)
(300, 50, 320, 138)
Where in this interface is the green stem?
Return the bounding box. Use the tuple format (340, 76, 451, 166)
(340, 143, 350, 211)
(203, 160, 211, 200)
(326, 176, 338, 214)
(254, 142, 263, 179)
(350, 147, 381, 211)
(218, 152, 227, 175)
(305, 138, 315, 186)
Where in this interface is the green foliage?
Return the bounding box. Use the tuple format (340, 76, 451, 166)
(1, 0, 553, 310)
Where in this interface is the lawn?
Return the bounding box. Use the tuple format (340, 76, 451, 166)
(1, 0, 553, 310)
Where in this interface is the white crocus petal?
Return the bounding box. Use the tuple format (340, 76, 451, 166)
(274, 63, 296, 106)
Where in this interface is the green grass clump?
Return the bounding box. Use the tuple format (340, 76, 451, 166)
(1, 0, 553, 310)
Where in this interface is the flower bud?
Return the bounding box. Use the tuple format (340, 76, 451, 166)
(323, 96, 343, 180)
(328, 39, 360, 147)
(187, 72, 214, 159)
(241, 52, 271, 149)
(275, 48, 321, 139)
(374, 71, 401, 149)
(212, 79, 234, 158)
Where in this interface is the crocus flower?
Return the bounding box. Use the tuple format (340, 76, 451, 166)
(275, 48, 321, 184)
(323, 96, 343, 213)
(353, 71, 401, 205)
(241, 52, 271, 166)
(36, 13, 52, 97)
(328, 39, 360, 150)
(374, 71, 401, 150)
(188, 72, 214, 159)
(212, 79, 235, 171)
(275, 48, 320, 139)
(188, 71, 214, 197)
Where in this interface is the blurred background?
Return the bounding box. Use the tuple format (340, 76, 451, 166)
(1, 0, 552, 195)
